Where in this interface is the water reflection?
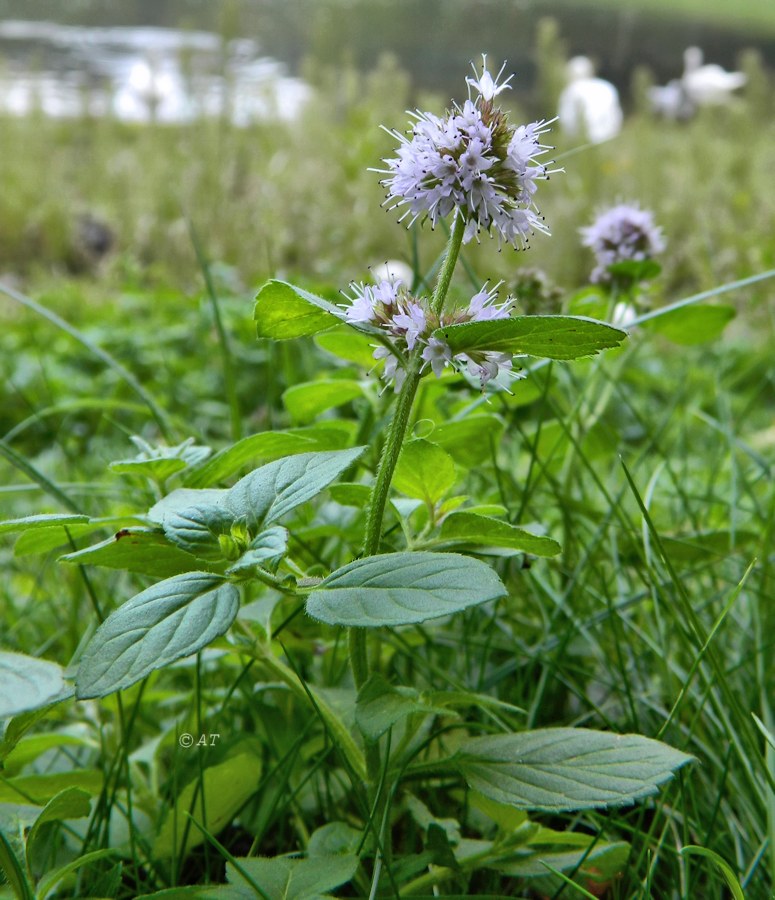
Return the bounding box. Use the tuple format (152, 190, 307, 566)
(0, 19, 310, 123)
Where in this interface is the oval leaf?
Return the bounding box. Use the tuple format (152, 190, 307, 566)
(254, 279, 344, 340)
(75, 573, 239, 698)
(224, 447, 366, 526)
(433, 316, 626, 360)
(645, 304, 735, 345)
(440, 512, 560, 557)
(0, 652, 67, 718)
(394, 439, 456, 506)
(455, 728, 693, 811)
(306, 551, 507, 627)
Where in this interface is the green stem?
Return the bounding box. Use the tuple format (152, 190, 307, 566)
(347, 214, 467, 786)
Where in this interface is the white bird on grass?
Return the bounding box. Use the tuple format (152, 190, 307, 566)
(558, 56, 623, 144)
(682, 46, 747, 107)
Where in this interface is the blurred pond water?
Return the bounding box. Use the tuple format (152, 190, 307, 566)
(1, 0, 773, 122)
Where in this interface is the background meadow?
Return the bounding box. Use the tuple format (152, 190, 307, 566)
(1, 1, 774, 898)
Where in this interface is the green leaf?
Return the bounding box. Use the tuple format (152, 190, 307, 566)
(0, 830, 33, 900)
(224, 447, 366, 527)
(226, 854, 359, 899)
(0, 652, 67, 718)
(0, 513, 89, 535)
(162, 504, 237, 562)
(495, 840, 630, 880)
(315, 328, 379, 368)
(355, 674, 450, 741)
(433, 316, 626, 360)
(26, 787, 91, 855)
(148, 489, 227, 526)
(440, 512, 560, 557)
(154, 751, 263, 858)
(109, 457, 189, 480)
(306, 551, 507, 627)
(307, 823, 361, 857)
(185, 426, 353, 489)
(680, 845, 745, 899)
(283, 380, 365, 424)
(394, 440, 456, 506)
(254, 280, 343, 340)
(12, 518, 131, 557)
(455, 728, 693, 811)
(60, 528, 207, 578)
(75, 573, 240, 698)
(2, 733, 86, 776)
(328, 483, 372, 508)
(35, 848, 117, 900)
(226, 526, 288, 575)
(430, 416, 505, 466)
(0, 770, 103, 804)
(645, 304, 735, 345)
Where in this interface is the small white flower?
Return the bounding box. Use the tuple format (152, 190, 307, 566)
(344, 283, 377, 323)
(392, 301, 427, 350)
(421, 337, 452, 378)
(466, 56, 513, 101)
(467, 283, 515, 321)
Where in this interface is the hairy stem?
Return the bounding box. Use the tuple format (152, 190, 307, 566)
(348, 215, 467, 787)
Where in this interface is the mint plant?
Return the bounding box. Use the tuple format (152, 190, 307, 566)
(1, 57, 693, 897)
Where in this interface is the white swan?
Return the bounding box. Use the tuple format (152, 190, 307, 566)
(558, 56, 623, 144)
(113, 53, 187, 122)
(648, 79, 694, 120)
(682, 47, 746, 107)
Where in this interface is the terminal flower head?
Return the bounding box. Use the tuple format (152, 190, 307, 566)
(376, 55, 560, 250)
(580, 203, 666, 284)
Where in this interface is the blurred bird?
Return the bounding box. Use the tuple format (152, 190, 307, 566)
(558, 56, 623, 144)
(648, 79, 694, 120)
(682, 46, 747, 107)
(113, 52, 185, 122)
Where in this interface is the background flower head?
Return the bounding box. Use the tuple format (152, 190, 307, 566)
(580, 203, 666, 284)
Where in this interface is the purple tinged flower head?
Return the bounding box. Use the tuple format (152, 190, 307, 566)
(467, 282, 515, 321)
(376, 55, 560, 250)
(580, 203, 666, 284)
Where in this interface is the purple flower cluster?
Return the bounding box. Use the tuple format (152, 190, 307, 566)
(343, 277, 518, 391)
(377, 57, 558, 250)
(580, 203, 666, 284)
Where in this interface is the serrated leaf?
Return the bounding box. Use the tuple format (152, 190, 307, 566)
(306, 551, 507, 627)
(154, 751, 263, 858)
(147, 489, 227, 526)
(455, 728, 693, 811)
(224, 447, 366, 526)
(76, 573, 240, 698)
(440, 512, 560, 557)
(283, 380, 365, 424)
(254, 279, 343, 340)
(0, 652, 67, 718)
(355, 673, 449, 741)
(185, 426, 353, 489)
(645, 304, 735, 345)
(433, 316, 626, 360)
(226, 854, 358, 899)
(60, 528, 207, 578)
(394, 440, 456, 506)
